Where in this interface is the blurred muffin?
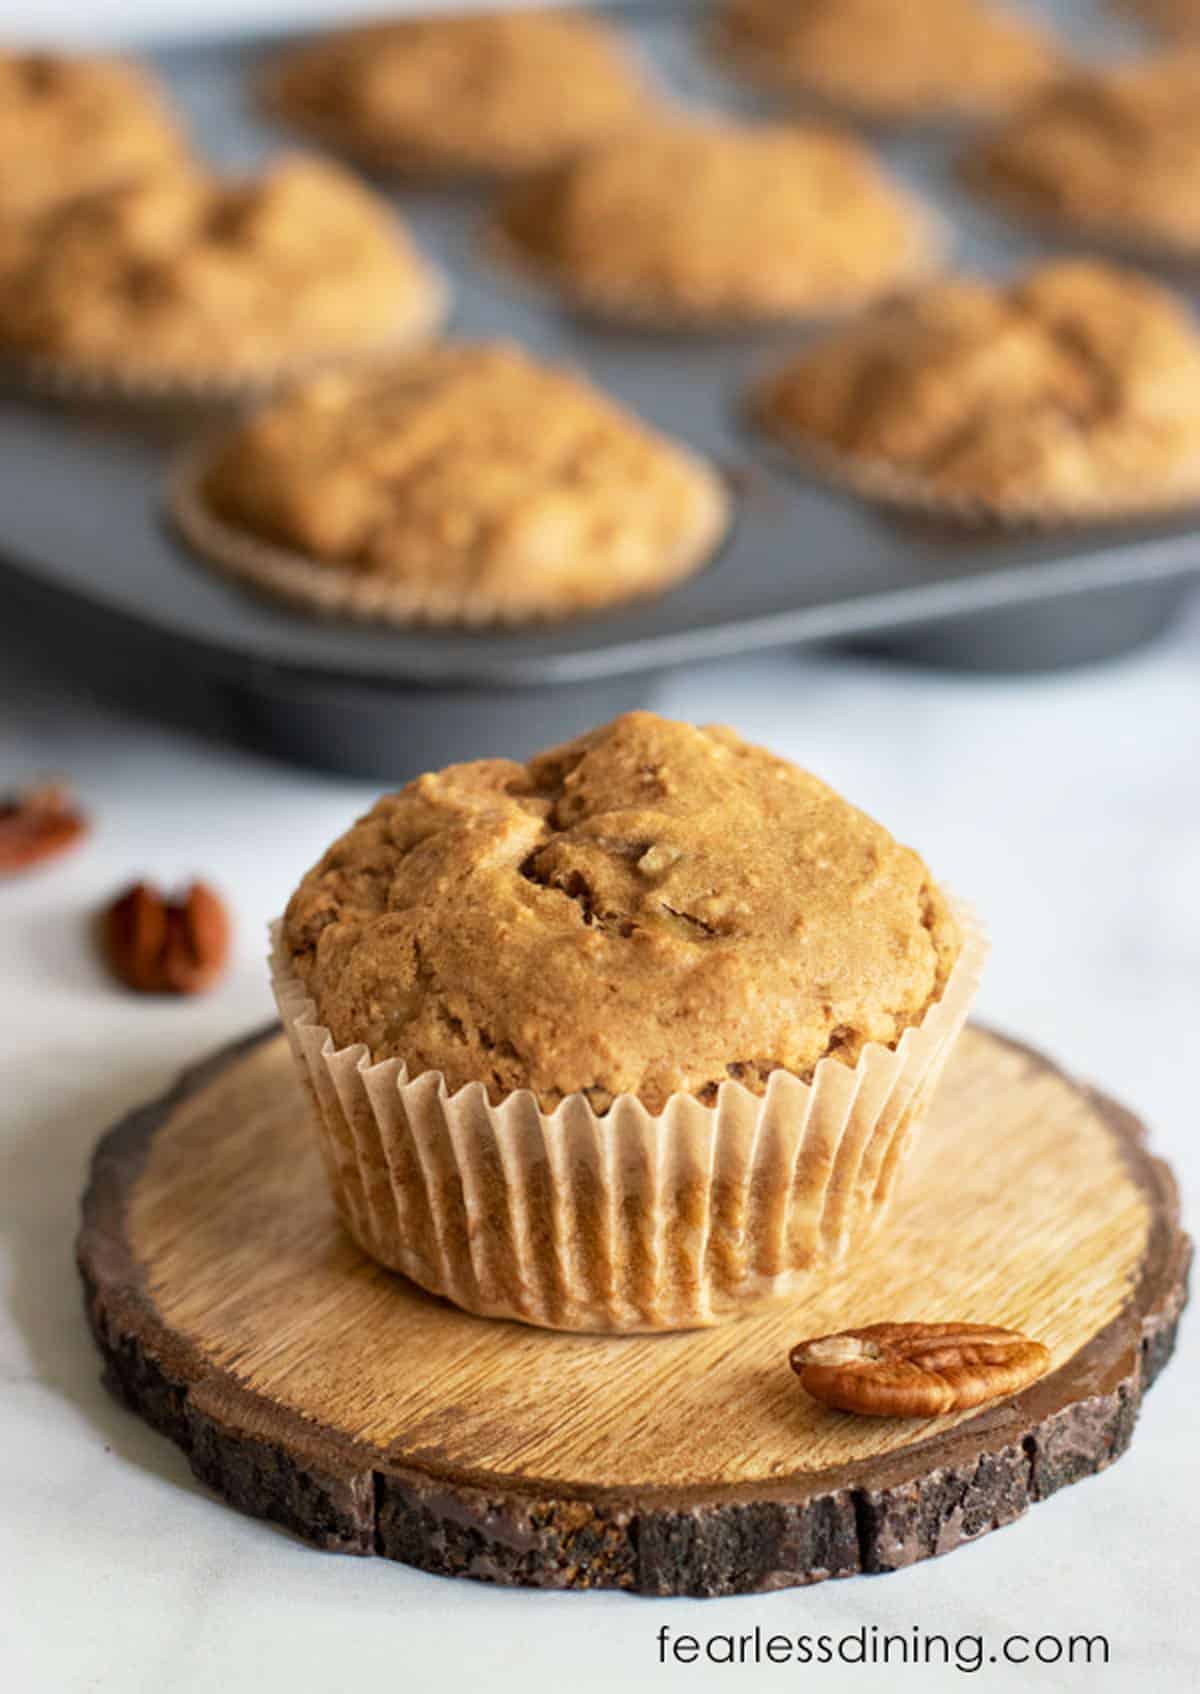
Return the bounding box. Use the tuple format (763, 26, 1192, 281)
(0, 49, 187, 222)
(262, 8, 653, 180)
(965, 53, 1200, 256)
(752, 259, 1200, 520)
(714, 0, 1066, 124)
(0, 155, 447, 392)
(171, 342, 729, 624)
(491, 118, 945, 327)
(271, 710, 983, 1330)
(1117, 0, 1200, 38)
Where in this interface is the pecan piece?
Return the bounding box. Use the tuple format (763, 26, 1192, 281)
(789, 1322, 1050, 1417)
(0, 781, 87, 875)
(102, 880, 230, 995)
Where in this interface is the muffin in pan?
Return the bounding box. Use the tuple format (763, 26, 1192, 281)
(170, 341, 730, 624)
(750, 259, 1200, 523)
(713, 0, 1067, 126)
(1117, 0, 1200, 38)
(0, 155, 448, 396)
(490, 117, 946, 329)
(261, 8, 655, 181)
(272, 711, 985, 1332)
(0, 49, 188, 223)
(964, 53, 1200, 258)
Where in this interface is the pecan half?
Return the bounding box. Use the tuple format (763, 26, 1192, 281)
(0, 782, 87, 874)
(790, 1322, 1050, 1417)
(102, 880, 230, 995)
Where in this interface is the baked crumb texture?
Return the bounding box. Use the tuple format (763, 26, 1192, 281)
(753, 259, 1200, 518)
(274, 713, 983, 1329)
(264, 8, 653, 179)
(283, 712, 961, 1113)
(966, 53, 1200, 255)
(188, 343, 729, 623)
(0, 154, 445, 387)
(0, 50, 187, 222)
(715, 0, 1066, 123)
(492, 118, 944, 326)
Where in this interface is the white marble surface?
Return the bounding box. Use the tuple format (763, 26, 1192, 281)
(2, 597, 1198, 1693)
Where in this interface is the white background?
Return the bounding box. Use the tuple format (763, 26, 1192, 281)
(2, 2, 1198, 1691)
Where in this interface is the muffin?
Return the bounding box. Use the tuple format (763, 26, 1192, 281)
(751, 259, 1200, 521)
(0, 49, 187, 223)
(714, 0, 1066, 125)
(491, 118, 945, 328)
(271, 712, 985, 1331)
(170, 342, 729, 624)
(1118, 0, 1200, 38)
(965, 53, 1200, 257)
(0, 155, 447, 394)
(752, 258, 1200, 519)
(262, 8, 653, 181)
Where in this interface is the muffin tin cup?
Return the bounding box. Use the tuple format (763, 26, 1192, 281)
(749, 414, 1200, 529)
(268, 901, 988, 1334)
(165, 433, 732, 627)
(484, 202, 953, 334)
(0, 263, 452, 408)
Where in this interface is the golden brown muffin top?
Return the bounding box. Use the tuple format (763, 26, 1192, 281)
(716, 0, 1065, 121)
(494, 118, 942, 324)
(967, 52, 1200, 251)
(199, 342, 728, 619)
(0, 50, 187, 221)
(753, 259, 1200, 509)
(265, 8, 652, 178)
(0, 155, 442, 378)
(283, 712, 961, 1113)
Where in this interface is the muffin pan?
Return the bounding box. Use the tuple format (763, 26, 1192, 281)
(3, 0, 1199, 778)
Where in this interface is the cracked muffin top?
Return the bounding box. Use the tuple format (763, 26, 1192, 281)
(282, 712, 961, 1113)
(752, 260, 1200, 511)
(966, 53, 1200, 253)
(263, 8, 653, 179)
(195, 342, 728, 620)
(0, 154, 444, 380)
(493, 118, 942, 325)
(0, 49, 187, 222)
(715, 0, 1065, 123)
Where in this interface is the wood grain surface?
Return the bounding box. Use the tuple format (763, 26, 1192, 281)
(78, 1023, 1189, 1595)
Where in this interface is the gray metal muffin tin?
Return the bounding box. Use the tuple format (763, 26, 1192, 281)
(3, 0, 1198, 778)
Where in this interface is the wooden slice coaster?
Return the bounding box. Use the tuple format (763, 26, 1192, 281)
(77, 1024, 1189, 1596)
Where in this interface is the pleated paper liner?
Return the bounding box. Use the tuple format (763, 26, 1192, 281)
(0, 262, 451, 409)
(749, 412, 1200, 529)
(269, 902, 988, 1334)
(484, 200, 953, 335)
(166, 433, 732, 628)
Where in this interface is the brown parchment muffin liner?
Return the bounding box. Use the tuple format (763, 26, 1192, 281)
(165, 432, 732, 628)
(0, 262, 450, 407)
(484, 205, 952, 335)
(269, 902, 988, 1333)
(750, 410, 1200, 529)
